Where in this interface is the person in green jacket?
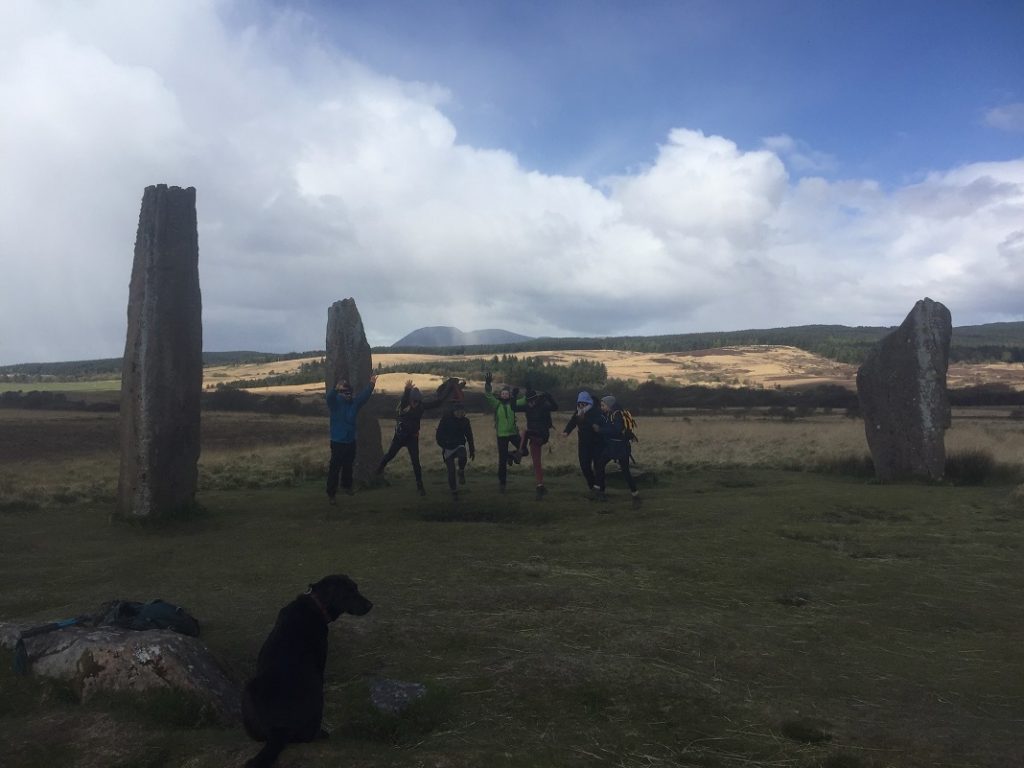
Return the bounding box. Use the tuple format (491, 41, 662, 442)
(483, 371, 526, 492)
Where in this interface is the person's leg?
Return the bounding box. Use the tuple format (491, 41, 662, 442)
(620, 457, 641, 506)
(619, 458, 637, 493)
(457, 451, 468, 484)
(519, 428, 529, 458)
(378, 433, 403, 471)
(327, 441, 343, 499)
(405, 437, 424, 493)
(339, 442, 357, 493)
(496, 437, 509, 487)
(595, 457, 610, 492)
(510, 433, 522, 463)
(578, 444, 596, 489)
(444, 456, 456, 493)
(529, 435, 544, 486)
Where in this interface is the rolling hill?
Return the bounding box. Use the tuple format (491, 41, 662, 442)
(391, 326, 533, 347)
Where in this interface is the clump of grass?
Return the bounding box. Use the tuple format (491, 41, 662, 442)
(945, 449, 999, 485)
(86, 688, 228, 729)
(810, 454, 875, 478)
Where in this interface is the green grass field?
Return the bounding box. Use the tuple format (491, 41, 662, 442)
(1, 410, 1022, 767)
(0, 379, 121, 393)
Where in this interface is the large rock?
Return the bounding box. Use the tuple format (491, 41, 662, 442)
(856, 298, 952, 481)
(0, 622, 240, 723)
(326, 298, 382, 482)
(117, 185, 203, 520)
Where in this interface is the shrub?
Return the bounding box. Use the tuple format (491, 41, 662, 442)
(944, 449, 997, 485)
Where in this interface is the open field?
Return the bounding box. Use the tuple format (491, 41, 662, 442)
(1, 408, 1023, 766)
(5, 346, 1022, 396)
(199, 346, 1024, 396)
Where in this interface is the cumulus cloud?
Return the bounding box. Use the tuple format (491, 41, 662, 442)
(0, 1, 1022, 364)
(761, 134, 838, 175)
(985, 102, 1024, 133)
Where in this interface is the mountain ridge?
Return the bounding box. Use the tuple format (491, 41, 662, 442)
(391, 326, 533, 348)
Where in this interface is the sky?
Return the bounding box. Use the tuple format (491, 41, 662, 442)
(1, 0, 1022, 365)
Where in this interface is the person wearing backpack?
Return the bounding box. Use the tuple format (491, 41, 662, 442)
(592, 394, 641, 507)
(326, 374, 377, 504)
(435, 400, 475, 500)
(515, 387, 559, 499)
(562, 390, 604, 495)
(376, 379, 450, 496)
(483, 371, 525, 493)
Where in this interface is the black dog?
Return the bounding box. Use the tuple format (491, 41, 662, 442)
(242, 574, 372, 768)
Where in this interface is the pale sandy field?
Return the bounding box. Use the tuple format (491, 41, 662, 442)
(202, 346, 1024, 396)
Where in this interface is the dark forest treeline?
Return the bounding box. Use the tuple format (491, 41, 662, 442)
(386, 322, 1024, 365)
(3, 322, 1022, 378)
(5, 382, 1024, 417)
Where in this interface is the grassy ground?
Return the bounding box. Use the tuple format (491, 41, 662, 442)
(0, 379, 121, 392)
(1, 410, 1023, 767)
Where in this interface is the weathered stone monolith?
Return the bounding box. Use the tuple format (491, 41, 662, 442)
(856, 297, 952, 482)
(117, 185, 202, 519)
(326, 298, 382, 482)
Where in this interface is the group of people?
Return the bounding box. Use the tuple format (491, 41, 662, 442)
(324, 373, 639, 506)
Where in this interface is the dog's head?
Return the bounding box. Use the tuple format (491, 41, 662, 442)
(308, 574, 373, 621)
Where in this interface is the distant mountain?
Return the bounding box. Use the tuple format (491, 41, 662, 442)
(391, 326, 533, 348)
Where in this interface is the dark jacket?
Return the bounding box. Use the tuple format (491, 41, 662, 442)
(326, 381, 374, 443)
(435, 411, 475, 454)
(394, 385, 447, 437)
(563, 406, 604, 449)
(517, 393, 558, 437)
(597, 409, 633, 461)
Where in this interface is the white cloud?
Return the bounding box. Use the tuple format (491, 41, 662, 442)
(0, 1, 1021, 365)
(984, 102, 1024, 133)
(761, 134, 838, 174)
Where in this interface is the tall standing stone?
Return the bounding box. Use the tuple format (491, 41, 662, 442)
(856, 298, 952, 482)
(326, 298, 382, 482)
(117, 185, 202, 519)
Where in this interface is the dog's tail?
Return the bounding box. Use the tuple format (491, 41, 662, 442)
(245, 731, 288, 768)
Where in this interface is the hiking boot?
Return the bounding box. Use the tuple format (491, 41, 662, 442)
(535, 484, 546, 500)
(591, 486, 607, 502)
(512, 450, 522, 465)
(521, 444, 530, 458)
(631, 491, 642, 509)
(458, 469, 466, 485)
(417, 484, 427, 497)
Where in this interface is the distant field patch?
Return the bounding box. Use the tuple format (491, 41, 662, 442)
(0, 380, 120, 393)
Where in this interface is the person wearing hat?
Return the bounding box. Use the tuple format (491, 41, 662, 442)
(562, 390, 604, 495)
(376, 379, 450, 495)
(515, 386, 559, 499)
(482, 371, 526, 492)
(325, 374, 377, 503)
(435, 399, 475, 500)
(592, 394, 640, 506)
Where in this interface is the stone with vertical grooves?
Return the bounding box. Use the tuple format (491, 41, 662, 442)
(117, 185, 202, 519)
(326, 298, 382, 482)
(856, 297, 952, 482)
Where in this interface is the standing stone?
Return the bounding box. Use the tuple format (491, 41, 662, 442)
(326, 298, 382, 482)
(856, 298, 952, 482)
(117, 185, 202, 519)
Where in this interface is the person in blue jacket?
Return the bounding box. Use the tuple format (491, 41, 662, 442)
(325, 374, 377, 503)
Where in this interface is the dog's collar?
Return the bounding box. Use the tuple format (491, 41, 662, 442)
(305, 589, 332, 624)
